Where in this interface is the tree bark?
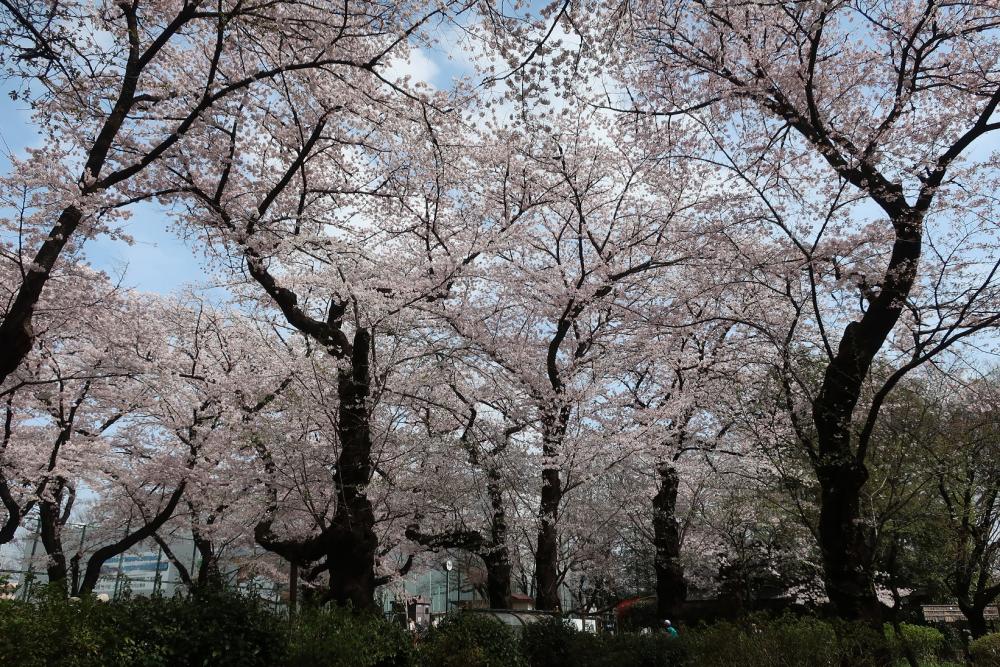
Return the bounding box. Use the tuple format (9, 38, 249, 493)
(255, 329, 380, 611)
(960, 601, 990, 639)
(811, 210, 922, 623)
(323, 329, 379, 611)
(534, 463, 562, 611)
(653, 464, 686, 619)
(484, 469, 512, 608)
(39, 496, 69, 589)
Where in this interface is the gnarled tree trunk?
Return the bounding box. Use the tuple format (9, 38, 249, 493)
(653, 464, 686, 620)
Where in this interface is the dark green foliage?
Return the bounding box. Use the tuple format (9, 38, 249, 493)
(521, 617, 597, 667)
(828, 618, 895, 667)
(884, 622, 946, 662)
(680, 615, 841, 667)
(970, 632, 1000, 666)
(417, 612, 523, 667)
(288, 605, 413, 667)
(0, 588, 286, 667)
(521, 617, 684, 667)
(0, 594, 968, 667)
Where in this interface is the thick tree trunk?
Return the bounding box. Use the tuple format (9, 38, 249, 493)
(811, 211, 922, 624)
(194, 535, 222, 589)
(815, 458, 880, 621)
(534, 464, 562, 611)
(485, 470, 511, 608)
(324, 502, 379, 611)
(959, 600, 990, 639)
(484, 553, 512, 609)
(325, 329, 379, 611)
(653, 464, 686, 619)
(254, 346, 380, 610)
(39, 499, 69, 590)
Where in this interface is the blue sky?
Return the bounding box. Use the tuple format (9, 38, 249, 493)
(0, 92, 212, 294)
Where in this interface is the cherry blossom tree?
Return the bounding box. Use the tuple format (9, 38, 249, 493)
(433, 108, 719, 609)
(582, 0, 1000, 623)
(0, 0, 471, 386)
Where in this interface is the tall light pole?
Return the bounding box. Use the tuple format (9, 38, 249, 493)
(444, 559, 453, 612)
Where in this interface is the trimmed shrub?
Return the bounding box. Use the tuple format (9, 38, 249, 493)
(418, 613, 523, 667)
(970, 632, 1000, 666)
(521, 617, 684, 667)
(0, 588, 286, 667)
(682, 615, 840, 667)
(521, 617, 600, 667)
(828, 618, 895, 667)
(0, 586, 117, 667)
(288, 605, 413, 667)
(884, 623, 946, 662)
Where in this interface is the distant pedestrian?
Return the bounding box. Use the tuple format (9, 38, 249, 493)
(662, 619, 678, 638)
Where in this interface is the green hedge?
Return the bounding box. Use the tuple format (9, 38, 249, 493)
(884, 622, 946, 662)
(522, 617, 684, 667)
(0, 586, 286, 667)
(288, 604, 414, 667)
(419, 612, 523, 667)
(970, 632, 1000, 666)
(0, 592, 967, 667)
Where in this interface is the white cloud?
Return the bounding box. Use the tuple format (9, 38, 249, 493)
(385, 48, 441, 89)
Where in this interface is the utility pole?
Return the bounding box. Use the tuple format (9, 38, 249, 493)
(444, 559, 453, 612)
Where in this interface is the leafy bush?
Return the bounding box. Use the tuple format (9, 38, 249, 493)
(884, 623, 946, 662)
(829, 618, 894, 667)
(970, 632, 1000, 666)
(0, 585, 118, 667)
(521, 617, 600, 667)
(590, 632, 685, 667)
(0, 592, 965, 667)
(288, 605, 413, 667)
(0, 587, 286, 667)
(418, 613, 523, 667)
(681, 615, 841, 667)
(521, 617, 683, 667)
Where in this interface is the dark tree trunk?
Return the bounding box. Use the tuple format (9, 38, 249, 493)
(0, 208, 84, 386)
(323, 502, 379, 611)
(324, 329, 379, 611)
(960, 600, 990, 639)
(815, 460, 880, 621)
(534, 409, 569, 612)
(534, 464, 562, 611)
(484, 469, 511, 608)
(0, 489, 24, 545)
(194, 534, 222, 589)
(653, 464, 686, 619)
(484, 553, 512, 609)
(811, 210, 922, 624)
(39, 498, 69, 589)
(0, 401, 27, 545)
